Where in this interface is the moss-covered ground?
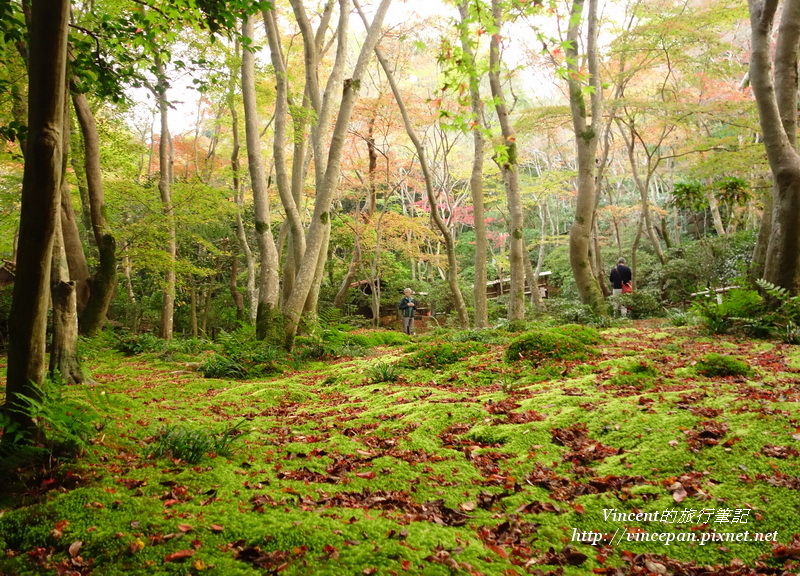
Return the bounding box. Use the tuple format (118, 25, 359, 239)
(2, 321, 800, 575)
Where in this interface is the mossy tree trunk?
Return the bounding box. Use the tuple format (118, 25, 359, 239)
(242, 15, 281, 342)
(72, 91, 117, 336)
(4, 0, 70, 442)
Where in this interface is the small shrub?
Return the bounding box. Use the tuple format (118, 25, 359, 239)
(366, 361, 401, 383)
(148, 420, 247, 464)
(0, 376, 108, 462)
(400, 341, 488, 369)
(694, 353, 751, 378)
(505, 328, 592, 364)
(665, 308, 697, 327)
(618, 290, 663, 319)
(446, 329, 509, 345)
(199, 354, 247, 379)
(113, 332, 167, 356)
(545, 299, 597, 325)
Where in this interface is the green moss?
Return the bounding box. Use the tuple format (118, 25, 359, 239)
(506, 328, 594, 364)
(695, 353, 752, 378)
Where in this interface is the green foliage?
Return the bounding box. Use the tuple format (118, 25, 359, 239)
(617, 289, 664, 319)
(400, 341, 487, 369)
(366, 361, 401, 384)
(210, 326, 285, 378)
(199, 353, 246, 379)
(113, 331, 167, 356)
(431, 328, 510, 345)
(505, 328, 594, 364)
(295, 329, 366, 360)
(694, 353, 752, 378)
(665, 307, 698, 327)
(691, 285, 800, 340)
(545, 298, 600, 325)
(672, 180, 707, 211)
(147, 420, 247, 464)
(0, 376, 107, 458)
(659, 232, 756, 301)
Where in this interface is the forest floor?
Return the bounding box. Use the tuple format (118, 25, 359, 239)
(2, 320, 800, 575)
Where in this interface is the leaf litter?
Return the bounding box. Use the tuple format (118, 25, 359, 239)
(1, 322, 800, 574)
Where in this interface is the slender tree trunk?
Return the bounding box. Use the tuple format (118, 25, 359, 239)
(228, 48, 257, 323)
(229, 255, 245, 323)
(152, 56, 176, 341)
(334, 237, 361, 310)
(457, 0, 488, 328)
(72, 92, 117, 335)
(5, 0, 70, 441)
(50, 207, 84, 385)
(281, 0, 393, 349)
(489, 0, 525, 323)
(60, 178, 90, 310)
(190, 277, 198, 338)
(50, 92, 85, 385)
(566, 0, 606, 313)
(242, 15, 281, 341)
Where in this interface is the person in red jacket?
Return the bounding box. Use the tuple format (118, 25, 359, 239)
(609, 257, 632, 317)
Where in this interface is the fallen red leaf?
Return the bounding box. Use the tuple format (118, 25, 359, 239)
(165, 549, 195, 562)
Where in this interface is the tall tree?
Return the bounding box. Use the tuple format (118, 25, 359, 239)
(488, 0, 526, 323)
(72, 92, 117, 336)
(264, 0, 392, 348)
(241, 15, 280, 340)
(748, 0, 800, 292)
(565, 0, 605, 313)
(4, 0, 70, 440)
(456, 0, 489, 328)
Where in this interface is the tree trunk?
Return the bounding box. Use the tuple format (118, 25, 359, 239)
(228, 51, 257, 324)
(566, 0, 606, 313)
(748, 0, 800, 293)
(333, 237, 361, 310)
(229, 255, 245, 323)
(72, 91, 117, 336)
(59, 177, 90, 312)
(242, 15, 281, 341)
(50, 212, 84, 385)
(4, 0, 70, 442)
(489, 0, 525, 323)
(281, 0, 393, 349)
(152, 56, 176, 341)
(457, 0, 489, 328)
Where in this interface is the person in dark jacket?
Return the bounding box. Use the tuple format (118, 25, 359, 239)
(399, 288, 416, 334)
(609, 257, 632, 317)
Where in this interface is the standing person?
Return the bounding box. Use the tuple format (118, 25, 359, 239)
(609, 257, 632, 317)
(399, 288, 416, 335)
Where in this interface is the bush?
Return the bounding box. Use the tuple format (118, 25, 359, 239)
(694, 353, 751, 378)
(545, 299, 599, 325)
(199, 354, 247, 379)
(147, 420, 247, 464)
(113, 331, 167, 356)
(617, 289, 663, 319)
(366, 361, 401, 383)
(505, 328, 593, 364)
